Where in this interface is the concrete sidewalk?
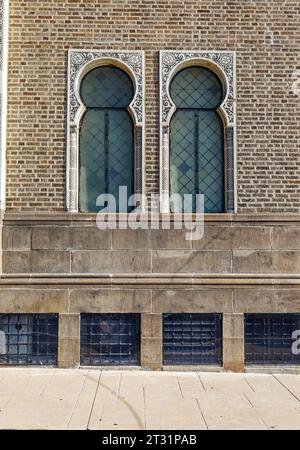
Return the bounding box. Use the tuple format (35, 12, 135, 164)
(0, 369, 300, 430)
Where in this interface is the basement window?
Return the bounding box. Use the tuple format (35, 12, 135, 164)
(0, 314, 58, 366)
(245, 314, 300, 365)
(163, 313, 222, 366)
(80, 314, 140, 366)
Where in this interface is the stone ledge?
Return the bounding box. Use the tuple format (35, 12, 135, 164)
(0, 273, 300, 287)
(3, 212, 300, 225)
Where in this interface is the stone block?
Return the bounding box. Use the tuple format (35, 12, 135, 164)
(152, 250, 231, 273)
(59, 313, 80, 339)
(2, 226, 31, 250)
(272, 226, 300, 250)
(232, 250, 300, 274)
(32, 226, 111, 250)
(69, 288, 152, 313)
(223, 338, 245, 372)
(152, 288, 233, 313)
(150, 229, 192, 250)
(141, 338, 162, 369)
(223, 313, 244, 338)
(0, 288, 68, 313)
(193, 226, 271, 250)
(141, 313, 162, 338)
(58, 338, 80, 368)
(3, 250, 70, 273)
(71, 250, 151, 273)
(112, 229, 151, 249)
(234, 288, 300, 313)
(223, 314, 245, 372)
(152, 250, 193, 273)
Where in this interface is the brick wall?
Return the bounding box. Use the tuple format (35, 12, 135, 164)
(6, 0, 300, 212)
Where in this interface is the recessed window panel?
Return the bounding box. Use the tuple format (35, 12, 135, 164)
(245, 314, 300, 365)
(163, 313, 222, 366)
(80, 314, 140, 366)
(0, 314, 58, 366)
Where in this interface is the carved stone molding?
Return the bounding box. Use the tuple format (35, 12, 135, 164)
(159, 50, 237, 213)
(67, 50, 145, 212)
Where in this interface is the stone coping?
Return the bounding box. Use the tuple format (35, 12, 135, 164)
(3, 212, 300, 225)
(1, 273, 300, 286)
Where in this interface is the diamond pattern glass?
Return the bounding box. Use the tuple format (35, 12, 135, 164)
(80, 109, 106, 212)
(108, 110, 134, 209)
(170, 66, 224, 213)
(81, 65, 134, 108)
(79, 66, 134, 212)
(170, 66, 223, 109)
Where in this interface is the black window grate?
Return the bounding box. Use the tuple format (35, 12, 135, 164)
(80, 314, 140, 366)
(245, 314, 300, 365)
(163, 313, 222, 366)
(0, 314, 58, 366)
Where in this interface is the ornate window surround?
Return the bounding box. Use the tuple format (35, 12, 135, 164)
(67, 50, 145, 212)
(159, 50, 237, 213)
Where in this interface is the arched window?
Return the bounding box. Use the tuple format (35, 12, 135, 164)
(79, 65, 134, 212)
(170, 66, 224, 212)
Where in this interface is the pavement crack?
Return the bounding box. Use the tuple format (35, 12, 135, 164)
(273, 374, 300, 403)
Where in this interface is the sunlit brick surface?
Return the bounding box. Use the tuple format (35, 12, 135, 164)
(6, 0, 300, 211)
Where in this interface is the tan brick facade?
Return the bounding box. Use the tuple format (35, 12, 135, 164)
(6, 0, 300, 212)
(0, 1, 300, 372)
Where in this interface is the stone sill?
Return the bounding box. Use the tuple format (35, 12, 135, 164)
(1, 273, 300, 286)
(3, 211, 300, 225)
(79, 365, 143, 371)
(163, 365, 224, 372)
(245, 366, 300, 374)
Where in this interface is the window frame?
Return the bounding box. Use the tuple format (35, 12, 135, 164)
(67, 50, 145, 212)
(159, 50, 237, 213)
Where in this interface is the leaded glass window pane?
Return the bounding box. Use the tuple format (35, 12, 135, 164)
(80, 66, 133, 108)
(79, 66, 134, 212)
(170, 66, 224, 213)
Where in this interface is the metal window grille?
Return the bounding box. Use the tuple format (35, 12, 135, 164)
(80, 314, 140, 366)
(245, 314, 300, 365)
(0, 314, 58, 366)
(163, 313, 222, 366)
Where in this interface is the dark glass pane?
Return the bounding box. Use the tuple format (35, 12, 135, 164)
(80, 109, 134, 212)
(170, 109, 195, 212)
(81, 66, 134, 108)
(80, 314, 140, 366)
(170, 66, 223, 109)
(163, 314, 222, 366)
(0, 314, 58, 366)
(80, 109, 106, 212)
(79, 66, 134, 213)
(245, 314, 300, 365)
(198, 110, 224, 212)
(108, 109, 134, 210)
(170, 109, 224, 212)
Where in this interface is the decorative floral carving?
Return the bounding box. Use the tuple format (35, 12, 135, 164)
(67, 50, 144, 211)
(160, 51, 235, 124)
(69, 50, 144, 124)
